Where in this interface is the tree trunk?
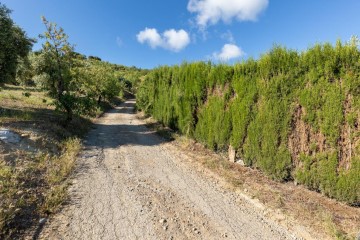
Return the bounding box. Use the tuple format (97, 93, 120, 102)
(65, 105, 73, 123)
(58, 94, 73, 123)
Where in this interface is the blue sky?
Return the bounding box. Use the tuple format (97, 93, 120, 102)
(2, 0, 360, 69)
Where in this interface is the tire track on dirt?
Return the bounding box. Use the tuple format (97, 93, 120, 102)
(39, 100, 300, 240)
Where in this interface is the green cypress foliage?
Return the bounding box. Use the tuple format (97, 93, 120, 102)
(137, 41, 360, 205)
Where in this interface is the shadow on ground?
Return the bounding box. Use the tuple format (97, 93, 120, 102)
(84, 100, 173, 149)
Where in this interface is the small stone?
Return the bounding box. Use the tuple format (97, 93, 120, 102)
(228, 145, 236, 163)
(0, 129, 21, 143)
(192, 227, 197, 231)
(163, 226, 168, 231)
(39, 218, 47, 224)
(236, 159, 245, 166)
(159, 218, 167, 224)
(222, 233, 228, 238)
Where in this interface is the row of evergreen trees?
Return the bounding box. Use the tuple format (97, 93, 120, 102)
(137, 40, 360, 205)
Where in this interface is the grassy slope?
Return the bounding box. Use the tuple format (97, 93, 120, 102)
(0, 85, 91, 239)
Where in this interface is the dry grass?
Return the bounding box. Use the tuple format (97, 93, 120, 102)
(46, 138, 81, 185)
(0, 139, 82, 239)
(0, 84, 121, 238)
(0, 84, 52, 109)
(0, 85, 89, 239)
(42, 138, 82, 214)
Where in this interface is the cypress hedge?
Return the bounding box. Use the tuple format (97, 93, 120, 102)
(137, 40, 360, 205)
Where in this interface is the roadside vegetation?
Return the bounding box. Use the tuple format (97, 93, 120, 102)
(137, 39, 360, 206)
(0, 86, 90, 239)
(1, 0, 359, 238)
(0, 3, 147, 239)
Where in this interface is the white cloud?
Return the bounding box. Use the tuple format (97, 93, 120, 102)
(136, 28, 163, 49)
(137, 28, 190, 52)
(213, 43, 244, 61)
(188, 0, 269, 27)
(163, 29, 191, 52)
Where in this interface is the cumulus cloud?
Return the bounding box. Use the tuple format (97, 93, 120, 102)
(213, 43, 244, 61)
(137, 28, 163, 49)
(137, 28, 190, 52)
(163, 29, 191, 52)
(188, 0, 269, 27)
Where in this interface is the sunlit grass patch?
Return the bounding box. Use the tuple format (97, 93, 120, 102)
(0, 138, 82, 237)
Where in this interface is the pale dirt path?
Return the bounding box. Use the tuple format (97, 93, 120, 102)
(39, 100, 300, 240)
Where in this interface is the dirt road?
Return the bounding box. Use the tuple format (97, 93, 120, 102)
(39, 100, 300, 240)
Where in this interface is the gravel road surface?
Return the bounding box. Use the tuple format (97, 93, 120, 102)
(39, 100, 300, 240)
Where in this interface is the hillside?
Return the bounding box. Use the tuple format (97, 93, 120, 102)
(0, 85, 90, 238)
(1, 1, 360, 238)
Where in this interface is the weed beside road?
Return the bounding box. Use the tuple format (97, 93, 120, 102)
(0, 85, 90, 239)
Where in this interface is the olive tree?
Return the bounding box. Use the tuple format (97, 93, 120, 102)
(0, 3, 33, 84)
(37, 17, 76, 122)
